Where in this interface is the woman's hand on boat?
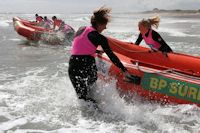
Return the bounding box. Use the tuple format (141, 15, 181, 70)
(123, 71, 141, 85)
(162, 52, 168, 57)
(148, 49, 158, 53)
(123, 71, 132, 79)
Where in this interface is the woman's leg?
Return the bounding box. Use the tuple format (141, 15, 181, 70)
(68, 56, 97, 102)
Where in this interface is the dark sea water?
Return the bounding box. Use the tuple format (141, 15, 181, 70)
(0, 12, 200, 132)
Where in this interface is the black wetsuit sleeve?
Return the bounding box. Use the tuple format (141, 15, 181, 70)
(151, 30, 173, 52)
(135, 33, 143, 45)
(151, 30, 167, 46)
(88, 31, 127, 72)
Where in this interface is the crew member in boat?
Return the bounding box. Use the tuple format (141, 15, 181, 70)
(134, 16, 173, 55)
(51, 16, 75, 42)
(35, 14, 43, 24)
(43, 16, 53, 29)
(51, 16, 65, 31)
(68, 6, 140, 103)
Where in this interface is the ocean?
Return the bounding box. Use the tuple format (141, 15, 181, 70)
(0, 12, 200, 133)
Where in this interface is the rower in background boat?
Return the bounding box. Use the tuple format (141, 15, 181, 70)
(51, 16, 75, 37)
(43, 16, 53, 29)
(51, 16, 64, 31)
(35, 14, 44, 26)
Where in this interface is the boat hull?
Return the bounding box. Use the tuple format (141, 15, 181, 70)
(13, 17, 48, 41)
(96, 37, 200, 106)
(13, 17, 74, 44)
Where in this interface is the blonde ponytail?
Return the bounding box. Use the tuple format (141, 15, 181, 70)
(139, 16, 160, 29)
(148, 16, 160, 29)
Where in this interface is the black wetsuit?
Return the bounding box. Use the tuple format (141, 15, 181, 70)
(135, 29, 173, 53)
(68, 27, 127, 102)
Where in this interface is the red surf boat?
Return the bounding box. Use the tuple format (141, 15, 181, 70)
(96, 37, 200, 106)
(13, 17, 50, 41)
(13, 17, 74, 44)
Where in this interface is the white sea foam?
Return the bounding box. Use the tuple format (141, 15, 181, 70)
(9, 38, 22, 42)
(0, 21, 9, 27)
(162, 19, 200, 24)
(90, 79, 144, 123)
(0, 118, 27, 131)
(158, 27, 200, 37)
(73, 16, 90, 22)
(191, 24, 200, 28)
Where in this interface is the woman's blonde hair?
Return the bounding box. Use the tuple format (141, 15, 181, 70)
(91, 6, 111, 28)
(139, 16, 160, 29)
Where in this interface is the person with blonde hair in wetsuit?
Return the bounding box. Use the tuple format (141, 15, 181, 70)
(134, 16, 172, 55)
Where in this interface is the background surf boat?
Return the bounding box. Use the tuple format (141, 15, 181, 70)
(13, 17, 74, 45)
(13, 17, 49, 41)
(96, 37, 200, 106)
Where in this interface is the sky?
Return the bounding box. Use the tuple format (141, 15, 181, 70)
(0, 0, 200, 13)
